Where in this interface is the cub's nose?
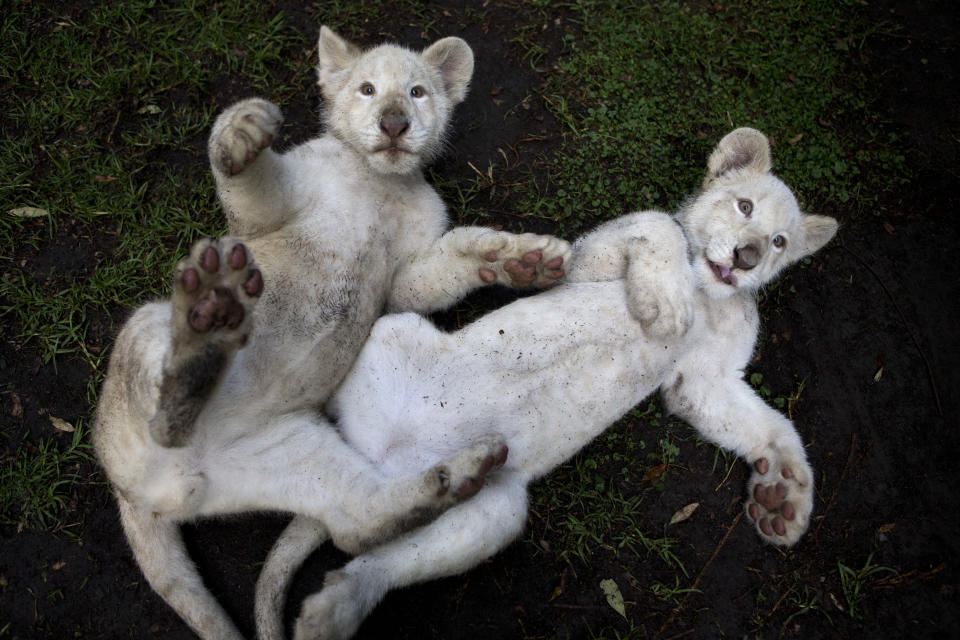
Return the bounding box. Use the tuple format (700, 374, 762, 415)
(380, 110, 409, 139)
(733, 244, 760, 270)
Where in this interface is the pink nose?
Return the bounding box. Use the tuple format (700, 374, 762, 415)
(380, 111, 409, 139)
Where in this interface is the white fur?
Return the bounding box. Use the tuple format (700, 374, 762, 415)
(93, 26, 568, 640)
(262, 128, 838, 640)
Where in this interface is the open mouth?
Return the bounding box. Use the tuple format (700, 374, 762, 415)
(708, 259, 738, 286)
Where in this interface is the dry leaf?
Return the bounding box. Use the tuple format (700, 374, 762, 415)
(52, 560, 66, 570)
(49, 415, 75, 432)
(788, 133, 804, 143)
(669, 502, 700, 526)
(642, 463, 666, 482)
(10, 393, 22, 417)
(9, 207, 48, 218)
(878, 523, 895, 534)
(137, 104, 162, 115)
(600, 579, 627, 619)
(873, 366, 883, 383)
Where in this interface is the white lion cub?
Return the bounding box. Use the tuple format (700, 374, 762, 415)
(260, 128, 837, 639)
(93, 26, 568, 640)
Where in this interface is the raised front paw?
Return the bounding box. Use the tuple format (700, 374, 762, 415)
(171, 237, 264, 347)
(477, 232, 571, 288)
(208, 98, 283, 176)
(745, 453, 814, 547)
(431, 434, 509, 504)
(625, 237, 695, 338)
(627, 273, 695, 338)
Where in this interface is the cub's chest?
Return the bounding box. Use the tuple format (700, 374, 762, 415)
(692, 293, 759, 353)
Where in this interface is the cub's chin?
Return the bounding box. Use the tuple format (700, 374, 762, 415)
(363, 146, 426, 175)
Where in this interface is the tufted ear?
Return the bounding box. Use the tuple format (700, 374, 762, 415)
(798, 213, 839, 257)
(703, 127, 772, 187)
(421, 37, 474, 104)
(317, 26, 361, 94)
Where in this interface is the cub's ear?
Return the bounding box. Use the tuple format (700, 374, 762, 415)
(798, 214, 839, 257)
(703, 127, 772, 187)
(421, 37, 474, 104)
(317, 26, 361, 93)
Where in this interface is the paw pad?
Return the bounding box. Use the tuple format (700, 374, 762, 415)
(745, 455, 813, 546)
(173, 237, 263, 339)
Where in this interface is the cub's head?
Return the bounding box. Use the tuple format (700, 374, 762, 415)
(677, 128, 838, 299)
(316, 26, 474, 175)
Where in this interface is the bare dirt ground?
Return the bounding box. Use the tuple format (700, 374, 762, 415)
(2, 0, 958, 638)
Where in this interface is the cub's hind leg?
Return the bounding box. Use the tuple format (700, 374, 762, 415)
(292, 474, 530, 640)
(150, 236, 263, 447)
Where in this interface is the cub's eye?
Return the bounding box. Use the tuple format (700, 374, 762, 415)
(737, 199, 754, 216)
(360, 83, 376, 96)
(772, 235, 787, 249)
(410, 86, 425, 98)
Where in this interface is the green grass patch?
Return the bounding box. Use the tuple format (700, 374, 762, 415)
(1, 421, 93, 531)
(512, 0, 909, 235)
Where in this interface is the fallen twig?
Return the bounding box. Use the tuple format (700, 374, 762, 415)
(659, 511, 743, 635)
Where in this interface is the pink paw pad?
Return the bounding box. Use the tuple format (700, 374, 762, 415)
(181, 241, 262, 333)
(748, 457, 798, 539)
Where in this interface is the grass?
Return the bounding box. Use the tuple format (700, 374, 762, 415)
(0, 0, 911, 633)
(836, 554, 898, 620)
(0, 419, 92, 532)
(1, 0, 313, 539)
(508, 0, 909, 236)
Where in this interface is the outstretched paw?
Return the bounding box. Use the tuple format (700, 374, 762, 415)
(209, 98, 283, 176)
(430, 434, 509, 504)
(171, 236, 263, 348)
(476, 232, 570, 288)
(745, 453, 813, 547)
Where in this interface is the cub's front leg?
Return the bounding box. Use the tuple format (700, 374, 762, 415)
(388, 226, 571, 313)
(569, 211, 695, 338)
(208, 98, 291, 236)
(150, 237, 263, 447)
(664, 373, 814, 546)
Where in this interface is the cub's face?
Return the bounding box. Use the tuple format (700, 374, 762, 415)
(317, 27, 474, 175)
(679, 128, 838, 299)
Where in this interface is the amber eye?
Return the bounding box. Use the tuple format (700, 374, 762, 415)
(737, 199, 753, 216)
(360, 83, 376, 96)
(410, 86, 425, 98)
(772, 235, 787, 249)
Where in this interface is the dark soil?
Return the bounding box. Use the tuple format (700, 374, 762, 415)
(2, 1, 958, 638)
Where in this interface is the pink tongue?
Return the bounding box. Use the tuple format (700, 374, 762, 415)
(715, 262, 737, 286)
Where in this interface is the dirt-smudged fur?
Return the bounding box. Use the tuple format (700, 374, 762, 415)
(93, 26, 568, 640)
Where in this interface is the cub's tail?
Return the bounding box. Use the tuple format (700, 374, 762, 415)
(117, 495, 245, 639)
(255, 515, 329, 640)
